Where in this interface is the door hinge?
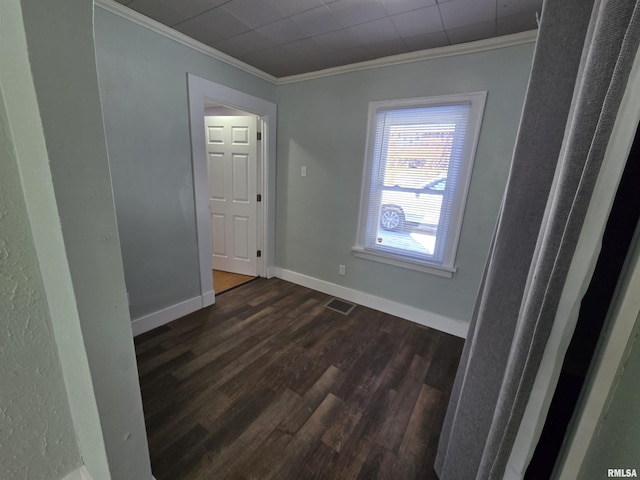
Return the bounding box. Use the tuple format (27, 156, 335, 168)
(257, 250, 262, 258)
(257, 194, 262, 202)
(257, 132, 262, 141)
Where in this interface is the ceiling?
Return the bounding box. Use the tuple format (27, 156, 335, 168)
(114, 0, 542, 78)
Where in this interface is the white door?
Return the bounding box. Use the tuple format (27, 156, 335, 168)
(205, 116, 258, 276)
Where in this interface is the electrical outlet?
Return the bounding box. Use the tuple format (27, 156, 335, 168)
(339, 264, 346, 276)
(301, 166, 307, 177)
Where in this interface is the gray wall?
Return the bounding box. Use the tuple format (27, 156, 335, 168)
(275, 44, 534, 323)
(94, 8, 277, 320)
(0, 69, 79, 480)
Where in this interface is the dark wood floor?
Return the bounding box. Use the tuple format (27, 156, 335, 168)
(135, 278, 464, 480)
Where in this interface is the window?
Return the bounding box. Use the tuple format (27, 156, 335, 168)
(354, 92, 486, 276)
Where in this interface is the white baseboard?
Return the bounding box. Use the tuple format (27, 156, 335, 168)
(266, 266, 277, 279)
(62, 464, 155, 480)
(202, 290, 215, 307)
(131, 295, 205, 336)
(272, 268, 468, 338)
(62, 466, 93, 480)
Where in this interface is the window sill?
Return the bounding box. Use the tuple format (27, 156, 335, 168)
(351, 246, 456, 278)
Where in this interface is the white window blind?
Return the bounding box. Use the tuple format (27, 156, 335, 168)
(355, 93, 486, 274)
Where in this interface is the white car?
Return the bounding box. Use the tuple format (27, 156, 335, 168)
(380, 178, 446, 231)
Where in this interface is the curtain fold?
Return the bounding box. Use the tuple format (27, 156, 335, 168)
(435, 1, 640, 479)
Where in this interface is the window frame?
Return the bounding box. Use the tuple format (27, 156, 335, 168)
(353, 92, 487, 277)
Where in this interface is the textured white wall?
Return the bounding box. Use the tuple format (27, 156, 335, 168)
(0, 71, 80, 480)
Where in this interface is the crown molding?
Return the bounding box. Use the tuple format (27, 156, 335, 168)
(277, 29, 538, 84)
(94, 0, 279, 85)
(95, 0, 537, 87)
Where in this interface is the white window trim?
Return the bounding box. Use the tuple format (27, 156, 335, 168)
(353, 91, 487, 275)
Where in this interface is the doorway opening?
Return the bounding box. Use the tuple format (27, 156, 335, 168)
(203, 103, 259, 293)
(187, 74, 277, 308)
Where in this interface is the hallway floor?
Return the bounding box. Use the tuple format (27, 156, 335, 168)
(212, 269, 256, 294)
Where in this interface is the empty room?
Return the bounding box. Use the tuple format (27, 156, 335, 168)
(2, 1, 640, 479)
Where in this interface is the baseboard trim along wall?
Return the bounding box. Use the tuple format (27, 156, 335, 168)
(131, 295, 209, 336)
(272, 268, 469, 339)
(62, 466, 93, 480)
(130, 272, 468, 338)
(61, 465, 157, 480)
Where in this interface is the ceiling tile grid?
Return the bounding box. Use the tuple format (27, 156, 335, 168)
(115, 0, 542, 77)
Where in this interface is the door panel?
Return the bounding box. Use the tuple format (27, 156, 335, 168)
(211, 214, 226, 256)
(233, 216, 250, 260)
(208, 153, 225, 199)
(232, 154, 249, 202)
(205, 116, 258, 276)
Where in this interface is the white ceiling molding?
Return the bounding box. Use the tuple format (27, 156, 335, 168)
(95, 0, 537, 86)
(95, 0, 279, 85)
(277, 29, 538, 84)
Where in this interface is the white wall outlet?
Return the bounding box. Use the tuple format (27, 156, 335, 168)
(301, 166, 307, 177)
(339, 264, 346, 276)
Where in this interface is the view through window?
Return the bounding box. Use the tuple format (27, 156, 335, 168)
(355, 93, 486, 274)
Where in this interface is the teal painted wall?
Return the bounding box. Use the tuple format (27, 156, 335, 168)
(275, 44, 534, 323)
(94, 9, 277, 320)
(0, 71, 79, 480)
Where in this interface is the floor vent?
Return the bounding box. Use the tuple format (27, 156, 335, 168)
(325, 298, 356, 315)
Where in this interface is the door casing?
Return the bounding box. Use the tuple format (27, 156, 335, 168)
(187, 73, 277, 307)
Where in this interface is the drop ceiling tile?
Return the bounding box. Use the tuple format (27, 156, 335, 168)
(446, 20, 496, 44)
(283, 37, 329, 58)
(348, 17, 401, 43)
(221, 0, 283, 29)
(117, 0, 542, 78)
(213, 30, 277, 57)
(378, 0, 436, 16)
(314, 28, 363, 50)
(239, 45, 290, 66)
(173, 8, 251, 46)
(438, 0, 496, 30)
(497, 8, 539, 35)
(256, 18, 307, 44)
(402, 30, 450, 50)
(497, 0, 543, 18)
(327, 0, 388, 28)
(265, 0, 325, 17)
(330, 45, 376, 64)
(312, 51, 360, 71)
(391, 5, 443, 37)
(126, 0, 227, 26)
(290, 5, 343, 36)
(366, 38, 410, 57)
(305, 54, 345, 71)
(296, 47, 375, 72)
(268, 61, 314, 77)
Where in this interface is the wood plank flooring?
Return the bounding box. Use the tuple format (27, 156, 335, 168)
(134, 278, 464, 480)
(212, 270, 256, 294)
